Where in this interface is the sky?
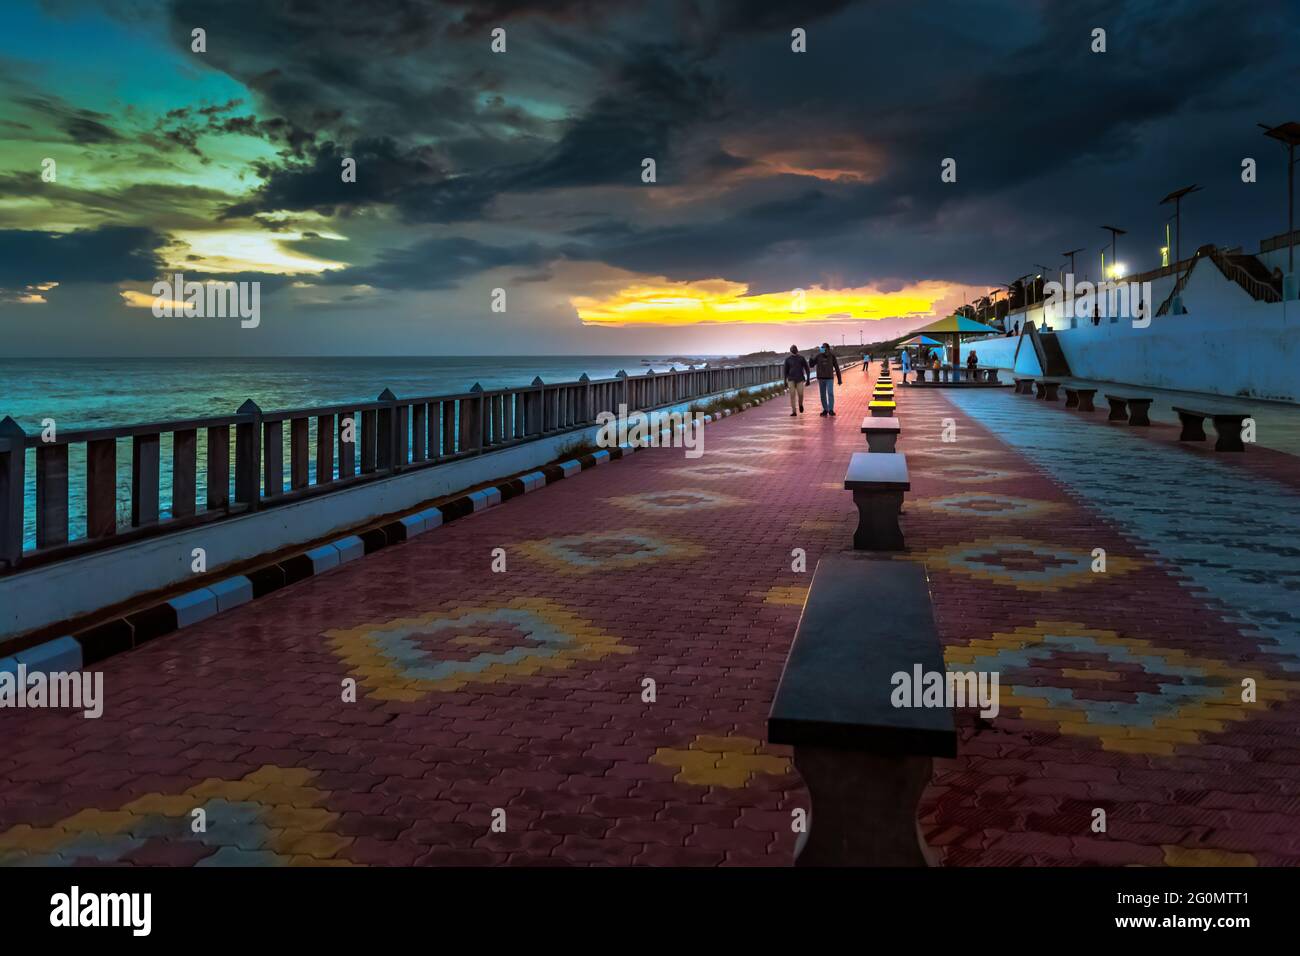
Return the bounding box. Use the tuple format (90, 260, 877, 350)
(0, 0, 1297, 357)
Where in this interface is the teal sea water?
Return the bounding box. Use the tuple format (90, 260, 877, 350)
(0, 356, 707, 432)
(0, 356, 716, 550)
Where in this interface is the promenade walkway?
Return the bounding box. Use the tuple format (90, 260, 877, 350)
(3, 369, 1299, 866)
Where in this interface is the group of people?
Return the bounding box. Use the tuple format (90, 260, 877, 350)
(780, 340, 987, 411)
(898, 347, 979, 384)
(782, 343, 842, 416)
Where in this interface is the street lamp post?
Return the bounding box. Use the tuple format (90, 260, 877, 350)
(1260, 122, 1300, 295)
(1101, 225, 1127, 278)
(1159, 184, 1202, 270)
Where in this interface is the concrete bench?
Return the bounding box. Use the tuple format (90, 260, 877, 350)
(1034, 379, 1062, 401)
(844, 451, 909, 550)
(868, 399, 897, 418)
(860, 416, 901, 453)
(767, 555, 956, 866)
(1063, 386, 1097, 412)
(1014, 377, 1034, 395)
(979, 368, 1001, 384)
(1105, 394, 1153, 425)
(1172, 406, 1251, 452)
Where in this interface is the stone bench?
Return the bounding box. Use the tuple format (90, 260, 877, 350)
(844, 451, 909, 550)
(1034, 379, 1062, 401)
(1014, 377, 1034, 395)
(978, 368, 1001, 384)
(1105, 394, 1153, 425)
(1063, 386, 1097, 412)
(767, 555, 956, 866)
(860, 416, 901, 453)
(1172, 406, 1252, 452)
(868, 399, 897, 418)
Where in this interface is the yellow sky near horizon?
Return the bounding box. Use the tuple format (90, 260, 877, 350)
(572, 277, 957, 327)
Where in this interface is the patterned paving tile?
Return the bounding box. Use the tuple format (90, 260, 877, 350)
(605, 488, 747, 514)
(945, 390, 1300, 671)
(946, 621, 1300, 755)
(326, 598, 631, 699)
(0, 767, 355, 867)
(650, 735, 792, 788)
(910, 492, 1065, 520)
(668, 461, 768, 480)
(908, 536, 1142, 592)
(517, 528, 706, 573)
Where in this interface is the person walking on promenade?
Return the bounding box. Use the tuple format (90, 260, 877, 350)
(900, 348, 911, 384)
(813, 342, 842, 416)
(966, 349, 979, 380)
(783, 345, 811, 416)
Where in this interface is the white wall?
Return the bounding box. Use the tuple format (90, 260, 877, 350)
(1054, 265, 1297, 400)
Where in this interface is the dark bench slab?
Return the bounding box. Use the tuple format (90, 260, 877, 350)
(768, 555, 956, 866)
(1172, 406, 1251, 452)
(860, 416, 901, 453)
(1104, 394, 1152, 425)
(844, 451, 908, 550)
(1014, 377, 1034, 395)
(1063, 386, 1097, 412)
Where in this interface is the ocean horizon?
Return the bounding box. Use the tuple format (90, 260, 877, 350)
(0, 354, 752, 433)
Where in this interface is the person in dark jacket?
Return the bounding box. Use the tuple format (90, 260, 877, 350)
(782, 345, 811, 416)
(813, 343, 842, 416)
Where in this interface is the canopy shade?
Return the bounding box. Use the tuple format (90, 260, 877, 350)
(897, 334, 942, 347)
(912, 314, 1001, 335)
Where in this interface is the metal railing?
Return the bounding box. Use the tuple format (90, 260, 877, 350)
(1209, 251, 1283, 303)
(0, 362, 783, 573)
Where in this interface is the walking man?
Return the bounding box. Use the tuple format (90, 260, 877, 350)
(900, 348, 911, 384)
(783, 345, 811, 416)
(813, 342, 843, 416)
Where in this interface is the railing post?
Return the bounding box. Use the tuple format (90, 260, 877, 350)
(615, 370, 629, 414)
(235, 399, 263, 511)
(462, 383, 484, 451)
(376, 388, 397, 471)
(579, 374, 592, 423)
(526, 377, 544, 436)
(0, 417, 25, 569)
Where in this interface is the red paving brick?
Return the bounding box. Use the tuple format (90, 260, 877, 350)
(2, 368, 1298, 866)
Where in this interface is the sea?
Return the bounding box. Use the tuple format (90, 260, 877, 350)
(0, 356, 712, 432)
(0, 356, 721, 550)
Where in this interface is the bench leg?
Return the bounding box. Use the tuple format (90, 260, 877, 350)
(1045, 384, 1059, 401)
(1178, 414, 1207, 442)
(851, 490, 904, 550)
(1129, 403, 1151, 426)
(792, 746, 937, 867)
(865, 432, 898, 453)
(1212, 420, 1246, 452)
(1107, 401, 1128, 422)
(1064, 391, 1078, 408)
(1078, 394, 1096, 412)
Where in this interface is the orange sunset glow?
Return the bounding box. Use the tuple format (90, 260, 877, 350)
(572, 277, 956, 327)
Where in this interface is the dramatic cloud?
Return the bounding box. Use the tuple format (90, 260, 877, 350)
(2, 0, 1298, 354)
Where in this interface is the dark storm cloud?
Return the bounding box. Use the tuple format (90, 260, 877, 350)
(441, 0, 637, 33)
(13, 95, 122, 143)
(320, 236, 549, 290)
(221, 41, 720, 222)
(555, 0, 1300, 289)
(146, 0, 1300, 294)
(0, 226, 166, 285)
